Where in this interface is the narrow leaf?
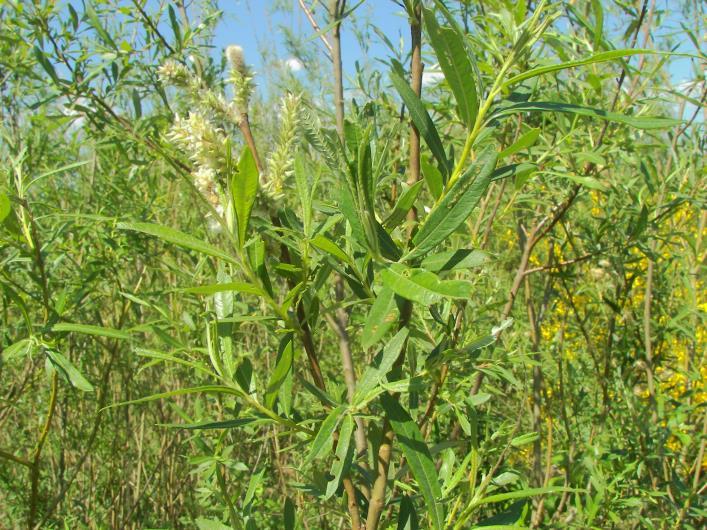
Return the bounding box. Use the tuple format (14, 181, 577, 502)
(421, 157, 444, 199)
(502, 49, 658, 88)
(406, 147, 497, 261)
(421, 249, 489, 272)
(163, 418, 258, 430)
(355, 327, 409, 404)
(324, 414, 354, 499)
(422, 7, 478, 128)
(306, 405, 346, 464)
(52, 323, 130, 340)
(381, 264, 473, 305)
(118, 222, 237, 264)
(473, 486, 575, 507)
(361, 286, 398, 350)
(233, 146, 259, 247)
(384, 180, 424, 230)
(103, 385, 247, 410)
(499, 128, 540, 158)
(45, 349, 93, 392)
(265, 334, 295, 409)
(380, 394, 444, 529)
(390, 62, 449, 176)
(493, 101, 680, 130)
(181, 281, 264, 296)
(311, 235, 352, 265)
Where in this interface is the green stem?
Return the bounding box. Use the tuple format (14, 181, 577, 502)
(28, 371, 59, 527)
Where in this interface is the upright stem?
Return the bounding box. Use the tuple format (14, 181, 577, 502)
(406, 2, 423, 232)
(329, 0, 346, 139)
(326, 0, 367, 521)
(29, 372, 58, 527)
(366, 301, 412, 530)
(365, 5, 423, 528)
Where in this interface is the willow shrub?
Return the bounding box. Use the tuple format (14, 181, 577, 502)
(1, 0, 704, 528)
(112, 2, 681, 529)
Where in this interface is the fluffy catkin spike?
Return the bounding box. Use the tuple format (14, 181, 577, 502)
(226, 45, 246, 76)
(166, 112, 227, 173)
(201, 90, 240, 125)
(265, 93, 301, 194)
(225, 45, 254, 117)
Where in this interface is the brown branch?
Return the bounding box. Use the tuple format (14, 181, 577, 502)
(0, 448, 31, 467)
(239, 114, 264, 175)
(297, 0, 334, 58)
(406, 1, 423, 232)
(131, 0, 175, 55)
(523, 252, 595, 275)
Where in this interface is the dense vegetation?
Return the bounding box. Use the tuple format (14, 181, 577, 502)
(1, 0, 704, 528)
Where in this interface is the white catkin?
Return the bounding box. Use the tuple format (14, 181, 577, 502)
(157, 60, 190, 86)
(225, 45, 254, 114)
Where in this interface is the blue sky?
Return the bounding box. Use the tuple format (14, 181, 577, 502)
(207, 0, 701, 90)
(210, 1, 410, 76)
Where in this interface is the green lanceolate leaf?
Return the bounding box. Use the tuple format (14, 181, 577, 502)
(406, 146, 497, 261)
(33, 46, 60, 83)
(233, 146, 259, 247)
(502, 49, 659, 89)
(421, 157, 444, 199)
(471, 486, 576, 508)
(265, 333, 295, 409)
(422, 7, 478, 129)
(390, 61, 449, 176)
(375, 219, 403, 261)
(493, 101, 680, 130)
(339, 182, 367, 248)
(104, 386, 248, 411)
(306, 405, 346, 464)
(380, 394, 444, 529)
(421, 249, 489, 272)
(135, 349, 217, 378)
(85, 2, 117, 49)
(397, 495, 420, 530)
(182, 281, 264, 297)
(381, 264, 473, 305)
(499, 128, 540, 158)
(2, 338, 34, 362)
(163, 417, 258, 430)
(354, 327, 409, 404)
(361, 286, 398, 350)
(491, 163, 538, 188)
(52, 323, 130, 340)
(118, 222, 238, 264)
(310, 235, 352, 266)
(384, 180, 424, 230)
(324, 414, 354, 499)
(45, 349, 94, 392)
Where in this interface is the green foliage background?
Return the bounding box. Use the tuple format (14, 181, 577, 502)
(0, 0, 704, 529)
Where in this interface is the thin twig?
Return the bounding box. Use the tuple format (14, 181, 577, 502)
(297, 0, 334, 57)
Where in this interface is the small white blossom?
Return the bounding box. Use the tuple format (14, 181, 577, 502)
(157, 60, 189, 86)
